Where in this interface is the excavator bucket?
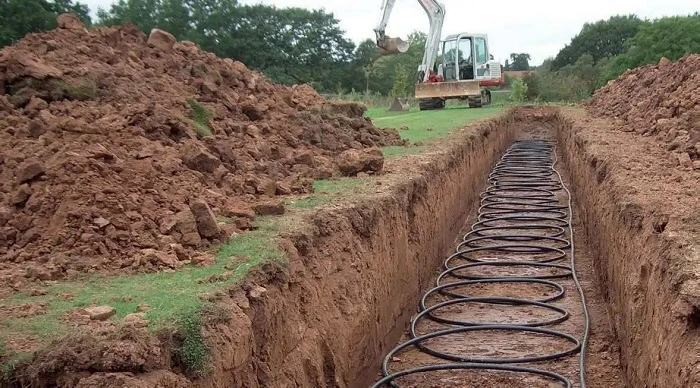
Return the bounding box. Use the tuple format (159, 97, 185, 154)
(377, 36, 410, 55)
(415, 80, 481, 99)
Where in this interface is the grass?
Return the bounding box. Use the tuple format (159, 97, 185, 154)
(366, 103, 504, 156)
(0, 217, 285, 374)
(186, 98, 213, 137)
(287, 178, 370, 209)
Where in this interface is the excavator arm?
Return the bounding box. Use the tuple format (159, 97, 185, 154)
(374, 0, 446, 83)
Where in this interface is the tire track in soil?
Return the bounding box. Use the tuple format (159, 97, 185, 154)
(371, 126, 624, 387)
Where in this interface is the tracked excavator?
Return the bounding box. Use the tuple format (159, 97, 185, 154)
(375, 0, 504, 110)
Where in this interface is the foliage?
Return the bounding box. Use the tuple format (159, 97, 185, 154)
(509, 79, 528, 102)
(522, 71, 591, 102)
(509, 53, 531, 71)
(598, 13, 700, 85)
(530, 12, 700, 102)
(177, 308, 210, 377)
(186, 98, 213, 137)
(0, 0, 91, 47)
(551, 14, 644, 70)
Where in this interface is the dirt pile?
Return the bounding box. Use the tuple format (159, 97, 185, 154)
(0, 16, 403, 290)
(584, 55, 700, 168)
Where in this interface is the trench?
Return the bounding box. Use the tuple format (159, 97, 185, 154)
(191, 106, 695, 388)
(368, 116, 623, 387)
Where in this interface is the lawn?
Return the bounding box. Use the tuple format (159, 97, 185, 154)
(366, 104, 504, 156)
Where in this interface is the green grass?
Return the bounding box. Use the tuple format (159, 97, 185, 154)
(366, 104, 504, 156)
(186, 98, 213, 137)
(287, 178, 371, 209)
(0, 217, 285, 372)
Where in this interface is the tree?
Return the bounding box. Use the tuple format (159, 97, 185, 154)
(504, 59, 510, 71)
(509, 53, 531, 71)
(599, 13, 700, 85)
(0, 0, 91, 48)
(551, 14, 644, 70)
(351, 39, 382, 94)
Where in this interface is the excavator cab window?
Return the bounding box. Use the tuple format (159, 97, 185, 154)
(474, 37, 489, 76)
(442, 39, 458, 81)
(457, 37, 474, 80)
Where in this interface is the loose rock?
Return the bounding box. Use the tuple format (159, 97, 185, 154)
(57, 13, 85, 30)
(336, 148, 384, 176)
(16, 160, 45, 183)
(84, 305, 116, 321)
(253, 200, 285, 216)
(147, 28, 176, 52)
(189, 200, 221, 238)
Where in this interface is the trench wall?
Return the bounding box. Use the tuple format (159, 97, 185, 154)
(195, 111, 518, 387)
(555, 108, 699, 388)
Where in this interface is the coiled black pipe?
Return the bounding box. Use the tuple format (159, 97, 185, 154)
(372, 140, 589, 388)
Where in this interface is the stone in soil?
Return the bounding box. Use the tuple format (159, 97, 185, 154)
(84, 306, 116, 321)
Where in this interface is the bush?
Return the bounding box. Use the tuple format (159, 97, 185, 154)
(509, 79, 528, 103)
(521, 71, 592, 103)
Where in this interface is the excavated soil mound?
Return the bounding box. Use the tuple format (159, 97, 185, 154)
(0, 16, 403, 291)
(584, 54, 700, 169)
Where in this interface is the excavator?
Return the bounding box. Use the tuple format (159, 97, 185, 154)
(375, 0, 505, 110)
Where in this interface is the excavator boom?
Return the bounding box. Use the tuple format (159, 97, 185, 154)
(374, 0, 445, 83)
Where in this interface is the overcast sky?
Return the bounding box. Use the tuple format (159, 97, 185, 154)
(82, 0, 698, 65)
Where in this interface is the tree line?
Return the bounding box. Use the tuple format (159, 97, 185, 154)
(2, 1, 698, 101)
(519, 13, 700, 102)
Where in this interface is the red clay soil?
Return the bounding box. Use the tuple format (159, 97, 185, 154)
(0, 15, 403, 294)
(583, 54, 700, 169)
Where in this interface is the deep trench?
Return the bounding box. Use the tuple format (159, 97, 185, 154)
(368, 120, 624, 387)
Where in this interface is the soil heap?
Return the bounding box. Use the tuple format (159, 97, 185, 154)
(0, 15, 403, 290)
(584, 54, 700, 168)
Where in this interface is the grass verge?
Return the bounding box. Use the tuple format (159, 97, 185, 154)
(366, 105, 503, 156)
(0, 217, 285, 374)
(287, 178, 370, 209)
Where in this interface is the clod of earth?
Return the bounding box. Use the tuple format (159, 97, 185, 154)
(123, 313, 148, 328)
(147, 28, 176, 52)
(56, 13, 85, 30)
(336, 147, 384, 176)
(83, 306, 116, 321)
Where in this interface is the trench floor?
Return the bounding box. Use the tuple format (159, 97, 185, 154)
(372, 124, 625, 387)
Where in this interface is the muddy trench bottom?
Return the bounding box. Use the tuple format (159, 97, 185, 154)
(370, 124, 624, 388)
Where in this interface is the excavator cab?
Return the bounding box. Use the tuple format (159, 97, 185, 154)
(416, 32, 503, 109)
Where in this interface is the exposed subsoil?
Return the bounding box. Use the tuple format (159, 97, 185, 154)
(0, 15, 404, 295)
(556, 107, 699, 388)
(372, 119, 624, 387)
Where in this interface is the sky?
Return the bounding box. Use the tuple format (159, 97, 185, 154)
(82, 0, 699, 65)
